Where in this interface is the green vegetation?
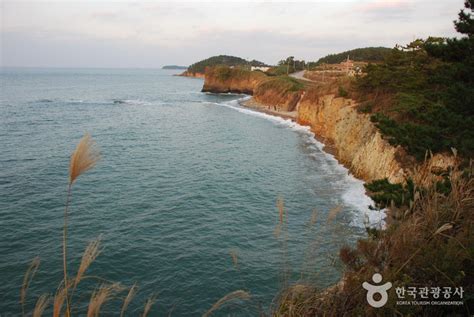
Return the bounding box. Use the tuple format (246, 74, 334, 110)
(162, 65, 187, 70)
(187, 55, 267, 74)
(312, 47, 391, 66)
(365, 178, 415, 209)
(356, 3, 474, 160)
(275, 3, 474, 316)
(337, 85, 348, 98)
(269, 56, 307, 75)
(275, 158, 474, 316)
(209, 65, 263, 82)
(256, 75, 304, 93)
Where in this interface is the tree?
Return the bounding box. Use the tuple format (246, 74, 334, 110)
(454, 0, 474, 36)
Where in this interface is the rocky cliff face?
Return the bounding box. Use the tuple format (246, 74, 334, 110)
(202, 67, 303, 111)
(201, 67, 265, 95)
(179, 71, 205, 78)
(297, 94, 407, 183)
(200, 67, 455, 184)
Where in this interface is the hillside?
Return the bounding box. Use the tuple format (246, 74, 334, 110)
(186, 55, 267, 75)
(314, 47, 391, 65)
(162, 65, 187, 69)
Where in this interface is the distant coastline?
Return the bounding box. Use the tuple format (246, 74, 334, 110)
(162, 65, 188, 70)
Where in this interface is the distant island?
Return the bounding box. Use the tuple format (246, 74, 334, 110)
(162, 65, 188, 70)
(179, 55, 269, 78)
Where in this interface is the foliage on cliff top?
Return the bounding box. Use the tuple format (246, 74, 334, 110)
(356, 1, 474, 160)
(313, 47, 391, 66)
(206, 65, 267, 83)
(255, 76, 304, 93)
(187, 55, 267, 74)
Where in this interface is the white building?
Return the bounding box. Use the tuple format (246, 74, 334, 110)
(251, 66, 270, 72)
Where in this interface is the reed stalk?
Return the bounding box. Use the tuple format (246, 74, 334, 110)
(63, 133, 100, 317)
(20, 256, 40, 316)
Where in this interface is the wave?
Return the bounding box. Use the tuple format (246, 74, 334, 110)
(112, 99, 153, 106)
(206, 96, 386, 229)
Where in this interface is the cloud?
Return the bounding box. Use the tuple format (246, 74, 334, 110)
(354, 0, 414, 20)
(0, 0, 463, 67)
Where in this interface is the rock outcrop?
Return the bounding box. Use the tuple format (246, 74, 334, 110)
(179, 71, 205, 78)
(297, 94, 407, 183)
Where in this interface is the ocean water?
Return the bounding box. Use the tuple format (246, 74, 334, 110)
(0, 68, 384, 316)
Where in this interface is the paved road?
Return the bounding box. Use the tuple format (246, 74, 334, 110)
(289, 70, 316, 82)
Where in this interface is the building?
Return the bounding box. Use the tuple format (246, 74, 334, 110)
(251, 66, 270, 72)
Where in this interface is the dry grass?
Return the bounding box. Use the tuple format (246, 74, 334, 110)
(87, 283, 122, 317)
(20, 134, 167, 316)
(53, 286, 67, 317)
(326, 205, 342, 223)
(69, 133, 100, 184)
(202, 290, 251, 317)
(63, 133, 101, 317)
(141, 294, 158, 317)
(274, 197, 286, 238)
(120, 283, 138, 317)
(229, 250, 239, 269)
(32, 294, 49, 317)
(20, 256, 40, 316)
(307, 208, 318, 227)
(274, 158, 473, 316)
(74, 236, 102, 290)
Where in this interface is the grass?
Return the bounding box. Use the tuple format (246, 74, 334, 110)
(202, 290, 251, 317)
(18, 131, 472, 316)
(257, 76, 304, 93)
(208, 65, 267, 83)
(273, 156, 474, 316)
(19, 133, 253, 317)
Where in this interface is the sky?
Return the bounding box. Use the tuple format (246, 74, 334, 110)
(0, 0, 463, 68)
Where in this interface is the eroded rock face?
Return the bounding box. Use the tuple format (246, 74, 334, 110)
(201, 67, 264, 95)
(179, 71, 205, 78)
(297, 94, 407, 183)
(201, 69, 456, 183)
(202, 67, 302, 111)
(254, 87, 301, 112)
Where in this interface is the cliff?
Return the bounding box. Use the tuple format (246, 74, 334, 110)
(297, 93, 407, 183)
(202, 66, 407, 182)
(200, 66, 458, 183)
(201, 66, 265, 94)
(202, 66, 304, 112)
(179, 71, 205, 78)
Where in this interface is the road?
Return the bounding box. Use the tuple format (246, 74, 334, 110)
(289, 70, 315, 82)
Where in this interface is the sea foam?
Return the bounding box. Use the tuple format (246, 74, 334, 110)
(207, 96, 386, 229)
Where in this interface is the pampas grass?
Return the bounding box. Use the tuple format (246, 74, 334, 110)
(230, 250, 239, 269)
(202, 290, 251, 317)
(53, 286, 67, 317)
(326, 205, 342, 223)
(307, 208, 318, 227)
(20, 256, 40, 316)
(87, 283, 122, 317)
(63, 133, 100, 317)
(19, 134, 164, 316)
(120, 283, 138, 317)
(32, 294, 49, 317)
(74, 236, 102, 290)
(141, 294, 158, 317)
(69, 133, 100, 184)
(274, 196, 286, 238)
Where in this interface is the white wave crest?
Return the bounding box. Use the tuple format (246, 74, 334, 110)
(207, 96, 386, 229)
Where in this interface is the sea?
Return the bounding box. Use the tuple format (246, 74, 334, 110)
(0, 67, 384, 316)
